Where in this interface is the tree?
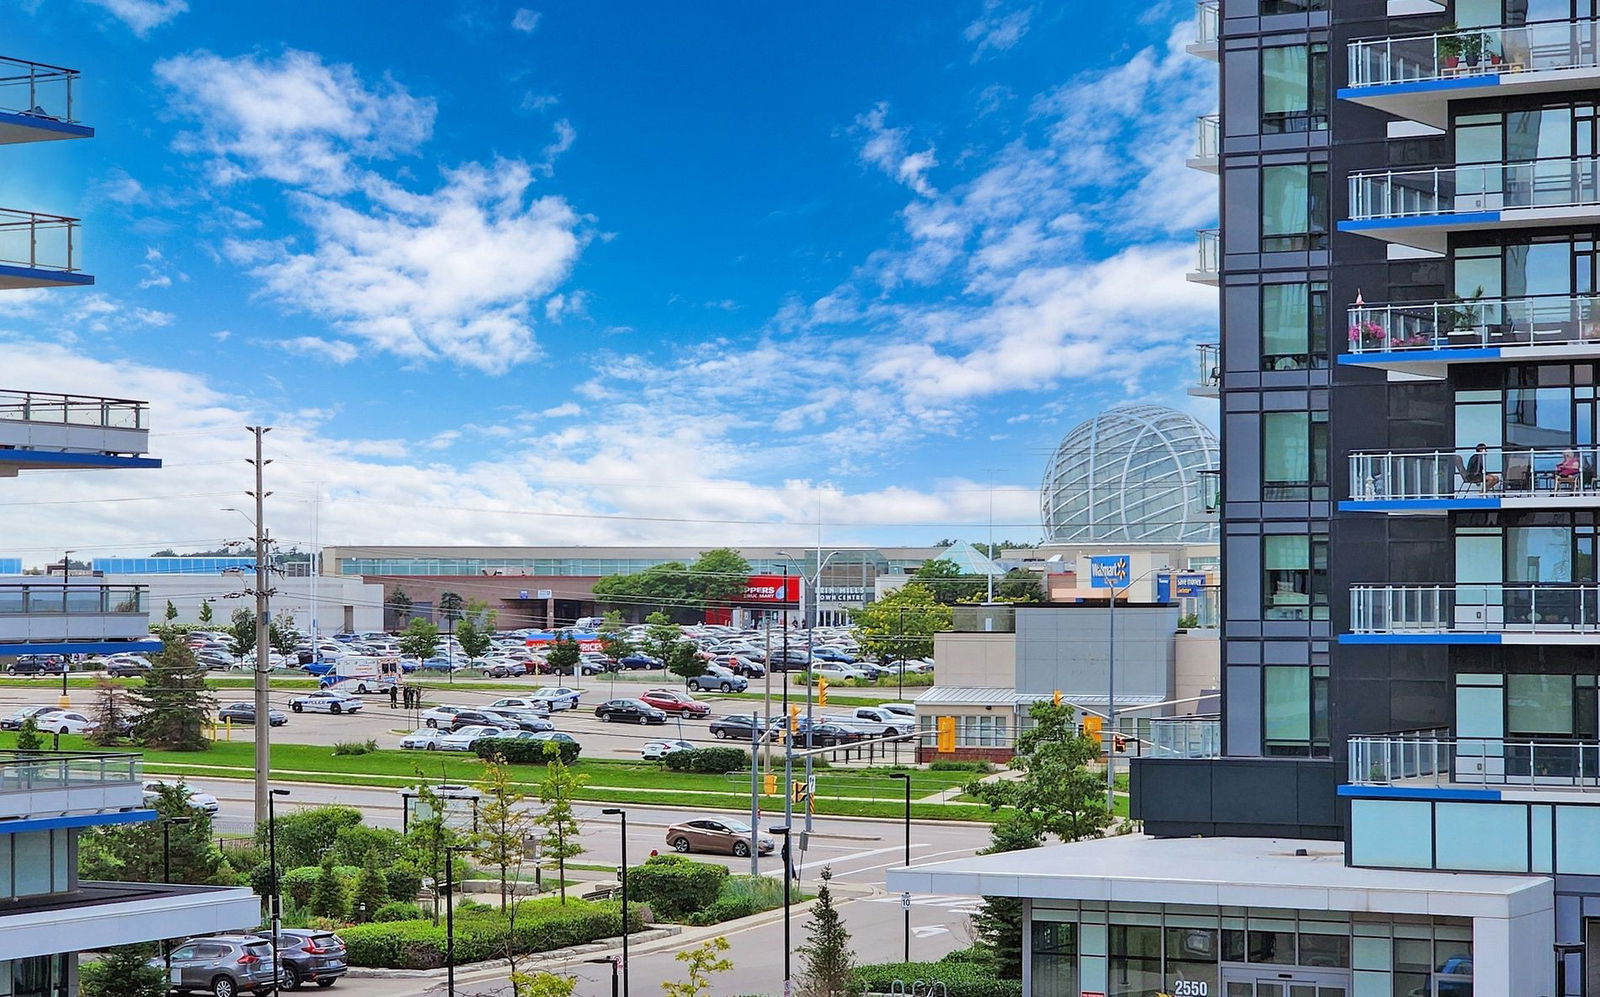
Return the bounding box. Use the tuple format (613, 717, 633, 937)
(352, 848, 389, 922)
(912, 558, 985, 604)
(665, 640, 706, 680)
(597, 610, 634, 661)
(131, 637, 216, 751)
(164, 599, 178, 622)
(79, 782, 231, 884)
(437, 591, 465, 624)
(661, 937, 733, 997)
(796, 866, 854, 997)
(388, 587, 414, 628)
(849, 583, 951, 666)
(532, 743, 588, 903)
(475, 755, 538, 910)
(197, 600, 214, 624)
(227, 608, 257, 664)
(398, 617, 441, 662)
(643, 612, 681, 673)
(966, 700, 1110, 844)
(512, 973, 576, 997)
(15, 716, 41, 751)
(307, 852, 348, 920)
(969, 817, 1042, 979)
(591, 561, 694, 616)
(456, 616, 493, 662)
(545, 637, 580, 677)
(88, 678, 129, 747)
(687, 547, 752, 610)
(995, 568, 1044, 602)
(78, 944, 166, 997)
(269, 618, 298, 657)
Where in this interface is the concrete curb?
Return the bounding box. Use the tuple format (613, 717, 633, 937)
(344, 927, 682, 980)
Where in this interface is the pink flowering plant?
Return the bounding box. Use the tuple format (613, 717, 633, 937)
(1348, 319, 1386, 349)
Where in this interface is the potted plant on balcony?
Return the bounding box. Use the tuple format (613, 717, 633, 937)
(1349, 319, 1386, 349)
(1436, 25, 1464, 69)
(1461, 30, 1487, 67)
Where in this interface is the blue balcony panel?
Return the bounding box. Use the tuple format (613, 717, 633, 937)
(0, 263, 92, 290)
(0, 451, 160, 476)
(0, 110, 91, 145)
(0, 810, 154, 834)
(1338, 784, 1503, 802)
(1341, 632, 1504, 645)
(0, 640, 161, 656)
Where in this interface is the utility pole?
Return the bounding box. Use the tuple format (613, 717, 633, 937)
(247, 426, 274, 829)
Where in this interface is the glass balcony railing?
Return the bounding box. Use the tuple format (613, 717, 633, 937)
(1350, 730, 1600, 791)
(0, 389, 147, 430)
(1193, 113, 1219, 162)
(1190, 228, 1219, 281)
(1192, 1, 1219, 53)
(1348, 156, 1600, 222)
(0, 584, 147, 616)
(1349, 445, 1600, 502)
(0, 751, 141, 795)
(1147, 715, 1220, 759)
(1347, 293, 1600, 354)
(0, 55, 80, 124)
(1193, 343, 1219, 392)
(1347, 19, 1600, 90)
(0, 207, 82, 274)
(1350, 582, 1600, 634)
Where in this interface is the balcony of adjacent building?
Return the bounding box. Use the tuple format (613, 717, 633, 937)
(1186, 113, 1219, 173)
(0, 749, 143, 821)
(1340, 293, 1600, 376)
(0, 56, 90, 146)
(1146, 713, 1220, 759)
(0, 389, 156, 474)
(0, 583, 157, 656)
(1345, 582, 1600, 644)
(1342, 156, 1600, 253)
(1342, 19, 1600, 128)
(1186, 227, 1219, 285)
(1185, 0, 1218, 60)
(1188, 342, 1220, 398)
(1342, 444, 1600, 513)
(0, 208, 90, 290)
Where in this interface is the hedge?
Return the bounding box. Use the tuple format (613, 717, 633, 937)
(372, 901, 427, 922)
(338, 898, 641, 969)
(257, 806, 365, 868)
(662, 746, 750, 774)
(473, 737, 582, 766)
(623, 855, 728, 920)
(283, 864, 360, 908)
(683, 874, 786, 926)
(852, 962, 1022, 997)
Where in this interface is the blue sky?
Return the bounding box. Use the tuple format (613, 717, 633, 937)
(2, 0, 1217, 558)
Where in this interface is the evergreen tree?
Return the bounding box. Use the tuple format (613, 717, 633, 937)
(307, 852, 347, 920)
(197, 600, 214, 624)
(532, 744, 587, 902)
(79, 944, 166, 997)
(78, 783, 230, 884)
(387, 587, 414, 628)
(351, 848, 389, 922)
(164, 600, 178, 622)
(796, 866, 855, 997)
(15, 716, 41, 751)
(88, 678, 129, 747)
(131, 638, 215, 751)
(970, 817, 1041, 979)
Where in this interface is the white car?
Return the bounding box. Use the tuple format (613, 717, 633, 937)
(487, 697, 552, 717)
(35, 709, 96, 735)
(421, 706, 468, 728)
(640, 739, 696, 761)
(399, 728, 444, 751)
(811, 662, 870, 681)
(530, 687, 582, 711)
(438, 725, 503, 752)
(288, 690, 363, 715)
(142, 779, 220, 815)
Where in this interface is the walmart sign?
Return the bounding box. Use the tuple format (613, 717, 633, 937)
(1088, 555, 1130, 588)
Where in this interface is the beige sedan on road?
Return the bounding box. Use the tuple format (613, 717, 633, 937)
(663, 817, 775, 857)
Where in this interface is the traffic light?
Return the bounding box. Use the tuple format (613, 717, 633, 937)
(789, 704, 802, 733)
(817, 677, 829, 707)
(935, 715, 955, 753)
(792, 780, 807, 803)
(763, 773, 778, 795)
(1052, 689, 1062, 706)
(1083, 715, 1103, 742)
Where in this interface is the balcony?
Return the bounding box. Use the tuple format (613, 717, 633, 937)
(0, 389, 156, 474)
(1343, 156, 1600, 253)
(1342, 20, 1600, 128)
(0, 208, 90, 289)
(1186, 227, 1219, 285)
(1185, 1, 1219, 60)
(1346, 582, 1600, 645)
(0, 750, 143, 820)
(1186, 113, 1219, 173)
(1343, 444, 1600, 512)
(1341, 293, 1600, 376)
(1146, 715, 1220, 759)
(1347, 729, 1600, 794)
(1187, 342, 1220, 398)
(0, 583, 154, 653)
(0, 56, 90, 145)
(0, 882, 260, 961)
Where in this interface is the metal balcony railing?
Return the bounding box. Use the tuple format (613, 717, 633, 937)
(1348, 19, 1600, 89)
(0, 584, 147, 616)
(1347, 292, 1600, 354)
(0, 55, 80, 123)
(1350, 582, 1600, 634)
(1194, 113, 1219, 160)
(1350, 730, 1600, 791)
(0, 208, 81, 274)
(1193, 343, 1220, 391)
(0, 389, 147, 430)
(1194, 228, 1219, 275)
(1147, 715, 1220, 759)
(1349, 445, 1600, 502)
(1348, 156, 1600, 221)
(1194, 1, 1219, 49)
(0, 751, 141, 795)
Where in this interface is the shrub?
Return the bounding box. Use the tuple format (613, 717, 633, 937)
(384, 860, 423, 903)
(625, 855, 729, 920)
(474, 736, 581, 765)
(258, 805, 365, 867)
(339, 898, 643, 969)
(929, 760, 992, 773)
(662, 746, 750, 774)
(372, 900, 427, 923)
(308, 854, 350, 920)
(685, 874, 788, 925)
(333, 824, 405, 866)
(331, 738, 379, 756)
(282, 863, 360, 908)
(852, 962, 1022, 997)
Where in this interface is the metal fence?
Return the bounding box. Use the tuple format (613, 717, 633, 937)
(1349, 155, 1600, 221)
(0, 389, 146, 429)
(1350, 730, 1600, 790)
(1348, 444, 1600, 501)
(0, 751, 141, 793)
(1350, 582, 1600, 633)
(1348, 19, 1600, 89)
(1347, 292, 1600, 353)
(1194, 228, 1219, 276)
(0, 55, 79, 122)
(1194, 113, 1219, 161)
(0, 208, 82, 274)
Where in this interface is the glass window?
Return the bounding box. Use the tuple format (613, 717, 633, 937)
(1264, 666, 1311, 749)
(1262, 43, 1328, 133)
(1298, 930, 1351, 969)
(1435, 802, 1531, 872)
(1351, 799, 1435, 868)
(1263, 165, 1329, 252)
(1262, 0, 1328, 9)
(1264, 534, 1329, 620)
(1109, 925, 1162, 995)
(1032, 921, 1078, 997)
(1249, 929, 1297, 964)
(11, 833, 49, 896)
(1165, 926, 1218, 994)
(1262, 282, 1329, 370)
(1508, 674, 1573, 735)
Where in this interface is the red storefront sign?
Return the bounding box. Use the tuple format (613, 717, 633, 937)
(740, 574, 801, 604)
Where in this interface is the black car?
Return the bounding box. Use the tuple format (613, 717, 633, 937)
(594, 699, 667, 725)
(5, 655, 67, 676)
(274, 927, 348, 991)
(765, 650, 812, 673)
(709, 713, 776, 741)
(448, 711, 519, 732)
(482, 708, 555, 732)
(218, 703, 288, 727)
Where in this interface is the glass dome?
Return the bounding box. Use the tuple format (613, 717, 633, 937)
(1041, 404, 1219, 543)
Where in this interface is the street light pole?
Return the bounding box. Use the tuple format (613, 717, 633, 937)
(585, 957, 619, 997)
(444, 844, 460, 997)
(601, 808, 630, 997)
(773, 824, 792, 996)
(1106, 564, 1171, 811)
(245, 426, 273, 830)
(59, 550, 74, 709)
(888, 773, 911, 963)
(266, 788, 289, 986)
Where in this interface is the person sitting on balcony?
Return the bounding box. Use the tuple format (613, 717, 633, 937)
(1460, 444, 1500, 493)
(1557, 448, 1582, 491)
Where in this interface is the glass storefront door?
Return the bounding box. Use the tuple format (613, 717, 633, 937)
(1220, 968, 1349, 997)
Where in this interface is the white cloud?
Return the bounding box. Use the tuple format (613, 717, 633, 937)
(854, 103, 938, 198)
(540, 402, 581, 418)
(155, 50, 436, 195)
(512, 8, 541, 32)
(538, 119, 576, 174)
(82, 0, 187, 35)
(278, 336, 359, 364)
(964, 2, 1034, 59)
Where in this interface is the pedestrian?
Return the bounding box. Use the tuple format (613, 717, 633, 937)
(389, 685, 398, 709)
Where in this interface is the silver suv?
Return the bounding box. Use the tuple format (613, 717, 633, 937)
(160, 934, 277, 997)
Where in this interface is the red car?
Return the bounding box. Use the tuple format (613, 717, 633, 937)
(639, 688, 712, 717)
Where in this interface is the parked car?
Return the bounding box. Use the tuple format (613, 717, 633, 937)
(638, 689, 712, 717)
(799, 722, 863, 748)
(156, 935, 278, 997)
(765, 649, 812, 672)
(664, 817, 774, 858)
(617, 653, 660, 671)
(0, 705, 60, 730)
(529, 687, 583, 711)
(288, 690, 364, 715)
(486, 697, 552, 717)
(519, 730, 580, 750)
(880, 702, 917, 719)
(482, 708, 554, 732)
(421, 705, 468, 728)
(708, 713, 775, 742)
(418, 656, 464, 673)
(686, 666, 748, 693)
(103, 654, 153, 677)
(811, 662, 871, 682)
(812, 648, 857, 664)
(143, 779, 221, 815)
(836, 706, 916, 738)
(35, 709, 95, 735)
(218, 702, 288, 727)
(5, 656, 67, 676)
(641, 738, 697, 761)
(447, 711, 519, 732)
(710, 654, 765, 678)
(399, 728, 445, 751)
(594, 699, 667, 725)
(275, 927, 348, 991)
(439, 725, 508, 751)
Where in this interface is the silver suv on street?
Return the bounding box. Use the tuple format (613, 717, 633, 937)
(159, 934, 277, 997)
